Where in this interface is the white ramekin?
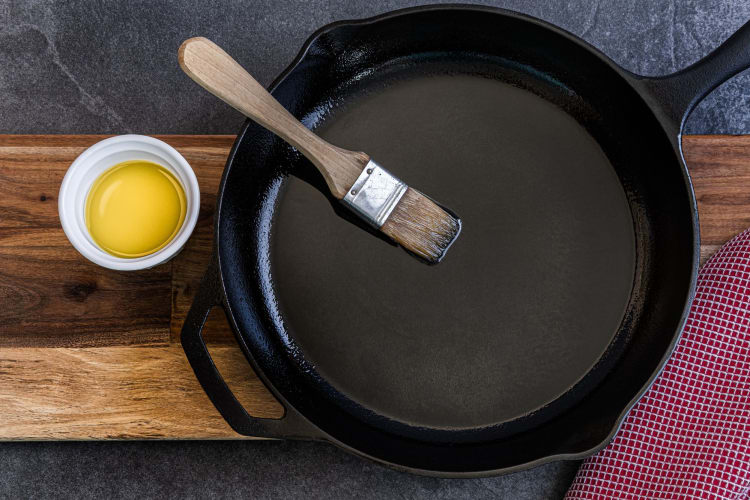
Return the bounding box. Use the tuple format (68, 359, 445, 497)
(58, 135, 200, 271)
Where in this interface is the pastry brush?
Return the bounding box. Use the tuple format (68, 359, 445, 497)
(178, 37, 461, 263)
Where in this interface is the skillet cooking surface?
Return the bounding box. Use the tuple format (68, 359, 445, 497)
(209, 6, 698, 471)
(272, 61, 635, 429)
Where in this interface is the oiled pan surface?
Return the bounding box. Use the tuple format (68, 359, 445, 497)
(217, 7, 697, 471)
(271, 61, 635, 430)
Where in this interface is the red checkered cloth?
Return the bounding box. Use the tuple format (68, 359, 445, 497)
(566, 230, 750, 499)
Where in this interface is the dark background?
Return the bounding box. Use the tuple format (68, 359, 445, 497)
(2, 0, 749, 498)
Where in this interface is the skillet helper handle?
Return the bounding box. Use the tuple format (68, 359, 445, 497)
(178, 37, 369, 199)
(644, 19, 750, 125)
(180, 258, 314, 439)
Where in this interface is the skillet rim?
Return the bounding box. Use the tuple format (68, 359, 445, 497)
(212, 3, 700, 476)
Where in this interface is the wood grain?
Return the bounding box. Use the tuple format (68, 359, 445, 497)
(0, 137, 171, 347)
(0, 346, 282, 440)
(166, 137, 233, 344)
(0, 134, 748, 440)
(684, 135, 750, 247)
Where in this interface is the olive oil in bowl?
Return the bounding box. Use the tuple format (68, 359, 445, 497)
(85, 160, 187, 258)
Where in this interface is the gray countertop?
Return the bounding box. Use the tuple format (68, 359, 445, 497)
(2, 1, 749, 498)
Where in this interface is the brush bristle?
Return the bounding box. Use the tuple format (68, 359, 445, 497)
(380, 188, 461, 263)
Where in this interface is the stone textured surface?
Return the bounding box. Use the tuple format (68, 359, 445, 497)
(1, 0, 750, 498)
(0, 441, 580, 499)
(2, 0, 750, 136)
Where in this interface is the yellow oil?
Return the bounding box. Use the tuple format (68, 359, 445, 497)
(85, 160, 186, 258)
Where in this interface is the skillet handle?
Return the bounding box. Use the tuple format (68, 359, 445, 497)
(181, 258, 317, 439)
(640, 20, 750, 128)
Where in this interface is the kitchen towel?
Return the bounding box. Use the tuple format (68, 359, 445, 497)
(566, 229, 750, 499)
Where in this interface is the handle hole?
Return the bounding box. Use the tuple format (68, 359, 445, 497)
(203, 307, 284, 419)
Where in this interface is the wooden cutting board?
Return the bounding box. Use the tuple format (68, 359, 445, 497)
(0, 134, 747, 440)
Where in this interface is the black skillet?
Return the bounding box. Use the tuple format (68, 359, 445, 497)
(181, 5, 750, 476)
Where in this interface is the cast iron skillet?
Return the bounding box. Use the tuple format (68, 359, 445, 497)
(181, 5, 750, 476)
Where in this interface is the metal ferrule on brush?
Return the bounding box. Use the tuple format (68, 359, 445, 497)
(342, 160, 407, 228)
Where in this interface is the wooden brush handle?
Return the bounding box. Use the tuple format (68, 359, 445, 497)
(178, 37, 368, 198)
